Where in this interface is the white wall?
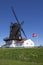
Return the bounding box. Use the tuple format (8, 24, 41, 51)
(2, 39, 34, 48)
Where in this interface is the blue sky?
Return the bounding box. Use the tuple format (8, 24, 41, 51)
(0, 0, 43, 46)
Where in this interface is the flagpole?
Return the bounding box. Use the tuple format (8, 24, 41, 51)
(37, 35, 38, 47)
(35, 34, 38, 47)
(32, 33, 38, 47)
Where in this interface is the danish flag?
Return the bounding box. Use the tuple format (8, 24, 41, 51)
(32, 33, 38, 37)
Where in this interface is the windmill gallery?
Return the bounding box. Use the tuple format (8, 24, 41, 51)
(2, 7, 34, 48)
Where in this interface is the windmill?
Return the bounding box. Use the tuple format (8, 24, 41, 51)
(2, 6, 34, 48)
(4, 6, 27, 41)
(9, 7, 27, 40)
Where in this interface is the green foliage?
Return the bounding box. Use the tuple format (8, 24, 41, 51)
(0, 47, 43, 65)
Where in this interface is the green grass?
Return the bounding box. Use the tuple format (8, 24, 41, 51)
(0, 59, 43, 65)
(0, 47, 43, 65)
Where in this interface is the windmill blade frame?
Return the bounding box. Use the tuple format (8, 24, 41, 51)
(21, 28, 27, 39)
(11, 6, 20, 24)
(11, 6, 27, 39)
(21, 21, 24, 25)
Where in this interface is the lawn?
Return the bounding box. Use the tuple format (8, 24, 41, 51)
(0, 47, 43, 65)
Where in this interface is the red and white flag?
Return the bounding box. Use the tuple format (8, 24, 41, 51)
(32, 33, 38, 37)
